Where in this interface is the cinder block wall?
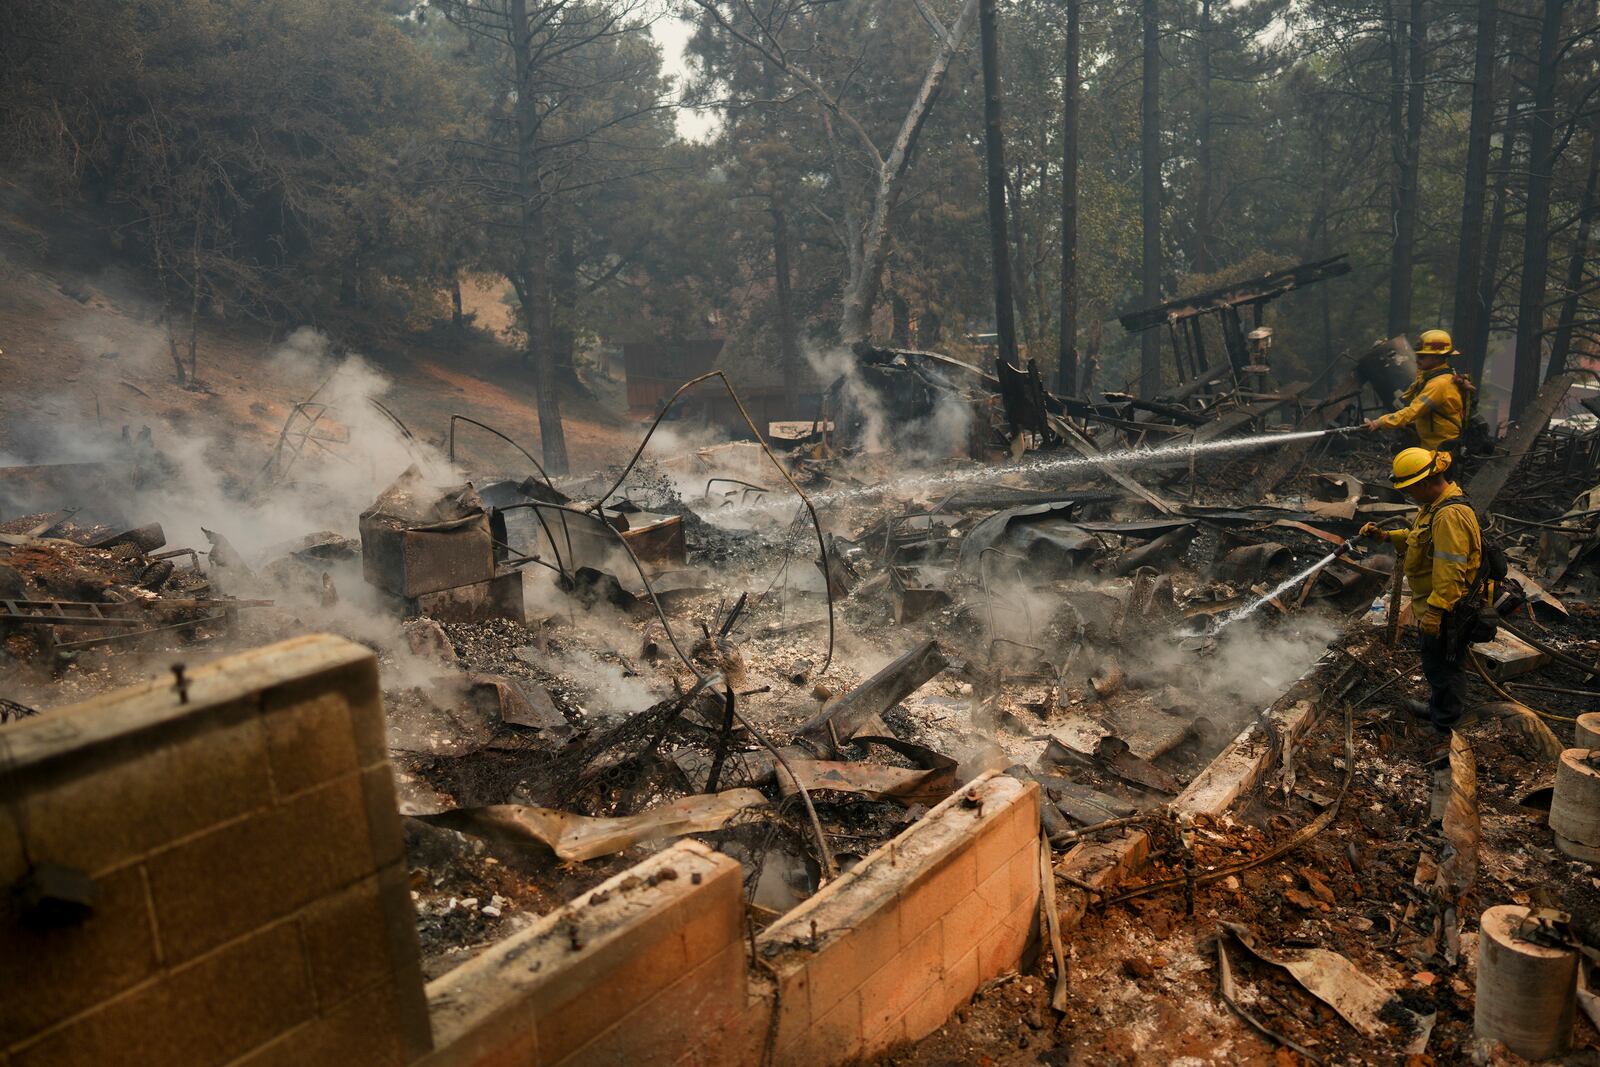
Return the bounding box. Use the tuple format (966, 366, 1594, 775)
(0, 637, 1042, 1067)
(418, 774, 1041, 1067)
(419, 840, 751, 1067)
(0, 634, 431, 1067)
(757, 774, 1040, 1064)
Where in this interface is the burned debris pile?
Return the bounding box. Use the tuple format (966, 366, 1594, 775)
(8, 355, 1600, 1055)
(0, 510, 269, 673)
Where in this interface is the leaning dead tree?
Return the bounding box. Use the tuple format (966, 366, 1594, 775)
(436, 0, 670, 476)
(686, 0, 981, 346)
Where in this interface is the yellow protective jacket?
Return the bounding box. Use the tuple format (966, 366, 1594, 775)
(1377, 367, 1465, 450)
(1382, 481, 1482, 616)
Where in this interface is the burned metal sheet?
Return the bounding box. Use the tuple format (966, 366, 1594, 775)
(776, 759, 956, 806)
(958, 503, 1101, 574)
(889, 565, 952, 623)
(1218, 922, 1432, 1042)
(1213, 542, 1291, 583)
(414, 789, 769, 861)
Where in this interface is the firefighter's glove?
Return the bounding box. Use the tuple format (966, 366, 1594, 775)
(1359, 522, 1385, 542)
(1419, 608, 1443, 638)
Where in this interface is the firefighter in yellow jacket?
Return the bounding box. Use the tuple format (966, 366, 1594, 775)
(1359, 447, 1483, 733)
(1362, 329, 1469, 454)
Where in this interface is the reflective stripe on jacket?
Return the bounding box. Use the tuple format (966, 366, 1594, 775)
(1377, 368, 1464, 450)
(1382, 481, 1482, 614)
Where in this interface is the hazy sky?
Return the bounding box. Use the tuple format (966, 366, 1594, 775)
(651, 13, 720, 140)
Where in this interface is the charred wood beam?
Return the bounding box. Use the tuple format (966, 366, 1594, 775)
(799, 639, 950, 747)
(1101, 392, 1210, 426)
(1468, 372, 1579, 510)
(1117, 254, 1351, 335)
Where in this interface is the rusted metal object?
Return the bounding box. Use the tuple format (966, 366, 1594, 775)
(888, 566, 951, 623)
(360, 468, 496, 598)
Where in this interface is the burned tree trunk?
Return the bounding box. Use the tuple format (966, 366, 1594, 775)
(1547, 123, 1599, 379)
(1058, 0, 1081, 395)
(511, 0, 569, 475)
(1467, 89, 1524, 384)
(772, 201, 801, 413)
(1510, 0, 1565, 418)
(890, 290, 911, 348)
(1450, 0, 1497, 364)
(829, 0, 981, 345)
(978, 0, 1019, 378)
(553, 226, 578, 381)
(1386, 0, 1425, 338)
(1139, 0, 1162, 399)
(1194, 0, 1216, 274)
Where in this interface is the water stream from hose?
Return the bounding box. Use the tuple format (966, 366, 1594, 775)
(1214, 549, 1342, 632)
(720, 427, 1339, 517)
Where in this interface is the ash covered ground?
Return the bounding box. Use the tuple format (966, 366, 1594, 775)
(6, 352, 1600, 1063)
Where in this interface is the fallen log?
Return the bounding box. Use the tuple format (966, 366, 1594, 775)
(799, 639, 949, 746)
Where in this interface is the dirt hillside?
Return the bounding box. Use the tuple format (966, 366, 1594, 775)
(0, 181, 635, 482)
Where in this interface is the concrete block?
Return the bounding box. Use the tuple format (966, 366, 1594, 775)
(146, 774, 373, 964)
(998, 785, 1043, 857)
(761, 960, 810, 1058)
(349, 686, 391, 770)
(0, 865, 159, 1046)
(1471, 630, 1550, 681)
(897, 843, 977, 945)
(802, 901, 900, 1018)
(782, 984, 863, 1067)
(551, 941, 744, 1067)
(424, 844, 737, 1067)
(361, 763, 407, 869)
(256, 655, 385, 768)
(1006, 840, 1040, 911)
(939, 888, 999, 974)
(374, 861, 434, 1060)
(298, 875, 392, 1011)
(534, 915, 691, 1064)
(233, 981, 410, 1067)
(263, 692, 359, 799)
(11, 921, 313, 1067)
(412, 998, 537, 1067)
(0, 808, 25, 894)
(18, 709, 271, 877)
(974, 854, 1010, 913)
(937, 945, 981, 1023)
(0, 636, 372, 777)
(977, 896, 1036, 981)
(858, 918, 942, 1042)
(972, 791, 1028, 877)
(900, 960, 959, 1043)
(861, 1013, 907, 1060)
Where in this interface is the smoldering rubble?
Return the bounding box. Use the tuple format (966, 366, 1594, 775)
(6, 347, 1600, 1062)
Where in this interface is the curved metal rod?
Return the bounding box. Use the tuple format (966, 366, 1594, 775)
(729, 698, 838, 882)
(590, 371, 835, 674)
(492, 501, 572, 581)
(368, 398, 415, 441)
(447, 413, 558, 496)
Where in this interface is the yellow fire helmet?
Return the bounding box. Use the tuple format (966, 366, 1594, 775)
(1392, 446, 1451, 489)
(1417, 329, 1457, 357)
